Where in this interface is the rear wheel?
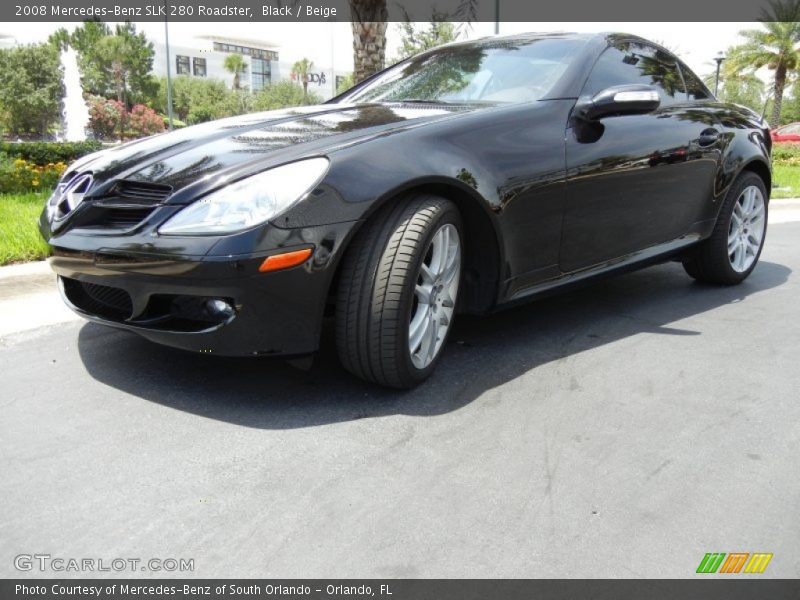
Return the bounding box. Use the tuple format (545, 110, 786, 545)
(682, 172, 768, 285)
(335, 194, 462, 388)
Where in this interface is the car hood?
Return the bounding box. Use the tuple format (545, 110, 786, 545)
(70, 103, 478, 202)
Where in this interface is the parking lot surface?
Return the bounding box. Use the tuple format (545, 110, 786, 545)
(1, 220, 799, 578)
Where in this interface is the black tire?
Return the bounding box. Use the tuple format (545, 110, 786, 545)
(335, 194, 463, 388)
(682, 171, 768, 285)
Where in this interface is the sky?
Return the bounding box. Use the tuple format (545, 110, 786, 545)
(0, 21, 758, 80)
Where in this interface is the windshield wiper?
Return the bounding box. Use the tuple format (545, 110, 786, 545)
(388, 99, 455, 105)
(387, 99, 498, 106)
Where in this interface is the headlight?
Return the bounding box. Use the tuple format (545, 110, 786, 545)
(159, 157, 329, 235)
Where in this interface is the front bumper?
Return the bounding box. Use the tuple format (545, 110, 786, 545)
(45, 221, 356, 357)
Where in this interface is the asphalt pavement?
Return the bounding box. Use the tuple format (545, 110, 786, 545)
(1, 213, 799, 578)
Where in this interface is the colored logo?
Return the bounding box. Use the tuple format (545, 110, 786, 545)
(696, 552, 773, 574)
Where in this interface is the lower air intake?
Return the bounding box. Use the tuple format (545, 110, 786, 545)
(61, 278, 133, 321)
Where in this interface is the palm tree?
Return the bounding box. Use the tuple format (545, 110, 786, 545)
(394, 12, 458, 61)
(223, 53, 247, 90)
(726, 0, 800, 125)
(349, 0, 388, 83)
(705, 69, 765, 113)
(348, 0, 477, 84)
(291, 58, 314, 104)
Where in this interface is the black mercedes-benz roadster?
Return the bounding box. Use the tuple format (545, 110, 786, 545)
(40, 32, 771, 388)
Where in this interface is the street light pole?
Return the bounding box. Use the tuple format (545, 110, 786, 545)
(713, 52, 726, 98)
(330, 17, 336, 99)
(164, 0, 174, 130)
(495, 0, 500, 34)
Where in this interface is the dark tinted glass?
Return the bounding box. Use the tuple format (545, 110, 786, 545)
(584, 41, 687, 105)
(340, 38, 586, 105)
(678, 61, 711, 101)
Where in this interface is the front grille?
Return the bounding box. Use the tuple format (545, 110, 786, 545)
(68, 179, 171, 231)
(69, 205, 159, 231)
(62, 278, 133, 321)
(101, 208, 158, 228)
(113, 180, 172, 203)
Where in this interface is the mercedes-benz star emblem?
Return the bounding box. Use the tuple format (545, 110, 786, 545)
(51, 172, 93, 222)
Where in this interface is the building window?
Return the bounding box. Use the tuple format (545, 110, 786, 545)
(193, 57, 207, 77)
(213, 41, 278, 62)
(176, 55, 190, 75)
(251, 58, 271, 92)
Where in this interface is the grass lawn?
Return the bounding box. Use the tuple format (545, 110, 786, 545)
(772, 164, 800, 199)
(0, 191, 51, 265)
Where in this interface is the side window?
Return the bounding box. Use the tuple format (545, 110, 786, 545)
(678, 61, 711, 101)
(584, 41, 687, 106)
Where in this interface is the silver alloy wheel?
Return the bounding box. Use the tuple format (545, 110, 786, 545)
(728, 185, 766, 273)
(408, 223, 461, 369)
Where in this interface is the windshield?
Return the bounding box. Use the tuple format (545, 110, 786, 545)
(338, 37, 586, 105)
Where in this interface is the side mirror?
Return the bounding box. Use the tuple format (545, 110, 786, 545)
(574, 84, 661, 121)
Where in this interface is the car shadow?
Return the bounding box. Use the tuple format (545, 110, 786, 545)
(77, 260, 791, 429)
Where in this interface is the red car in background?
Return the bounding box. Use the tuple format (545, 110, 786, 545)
(772, 122, 800, 142)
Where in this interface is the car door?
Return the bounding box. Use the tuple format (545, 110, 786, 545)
(560, 40, 722, 273)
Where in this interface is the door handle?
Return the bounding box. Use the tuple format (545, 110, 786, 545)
(697, 128, 720, 147)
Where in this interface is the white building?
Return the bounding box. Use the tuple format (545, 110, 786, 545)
(151, 35, 349, 100)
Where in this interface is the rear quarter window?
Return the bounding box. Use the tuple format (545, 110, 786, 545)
(678, 61, 711, 101)
(583, 41, 687, 106)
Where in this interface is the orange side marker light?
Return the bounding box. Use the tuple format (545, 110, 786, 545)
(258, 248, 313, 273)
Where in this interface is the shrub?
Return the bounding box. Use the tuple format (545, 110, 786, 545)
(223, 90, 254, 116)
(162, 116, 186, 129)
(0, 156, 66, 193)
(336, 73, 355, 95)
(771, 143, 800, 165)
(0, 141, 102, 164)
(128, 104, 164, 137)
(157, 76, 234, 122)
(88, 95, 126, 140)
(252, 80, 321, 111)
(88, 97, 164, 139)
(187, 104, 218, 125)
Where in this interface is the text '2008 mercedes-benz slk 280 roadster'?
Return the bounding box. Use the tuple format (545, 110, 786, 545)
(40, 32, 772, 388)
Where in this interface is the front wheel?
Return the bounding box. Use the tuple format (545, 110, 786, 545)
(335, 195, 462, 388)
(683, 171, 768, 285)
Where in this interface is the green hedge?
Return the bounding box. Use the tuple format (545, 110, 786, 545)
(0, 141, 103, 165)
(772, 143, 800, 166)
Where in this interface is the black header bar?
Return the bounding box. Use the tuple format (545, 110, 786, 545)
(2, 0, 796, 22)
(3, 579, 800, 600)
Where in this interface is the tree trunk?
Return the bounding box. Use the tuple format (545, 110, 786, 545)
(350, 1, 388, 83)
(117, 76, 127, 140)
(302, 77, 309, 104)
(233, 72, 240, 90)
(113, 61, 125, 104)
(771, 64, 787, 127)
